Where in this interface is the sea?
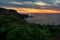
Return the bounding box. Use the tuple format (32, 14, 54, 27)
(25, 14, 60, 25)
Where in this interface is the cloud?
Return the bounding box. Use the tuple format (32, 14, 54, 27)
(55, 0, 60, 3)
(34, 1, 51, 6)
(9, 1, 23, 5)
(12, 0, 35, 2)
(0, 0, 60, 14)
(0, 0, 60, 8)
(52, 0, 60, 6)
(8, 1, 51, 7)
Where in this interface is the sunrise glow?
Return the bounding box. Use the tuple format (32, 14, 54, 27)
(3, 6, 60, 14)
(15, 8, 60, 14)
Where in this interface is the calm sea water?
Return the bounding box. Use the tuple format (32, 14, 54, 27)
(25, 14, 60, 25)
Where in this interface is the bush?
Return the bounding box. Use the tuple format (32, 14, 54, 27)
(0, 8, 60, 40)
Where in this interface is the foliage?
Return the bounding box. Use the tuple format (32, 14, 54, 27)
(0, 8, 60, 40)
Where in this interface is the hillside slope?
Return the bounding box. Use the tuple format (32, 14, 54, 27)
(0, 8, 60, 40)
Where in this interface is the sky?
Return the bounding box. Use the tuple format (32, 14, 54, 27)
(0, 0, 60, 14)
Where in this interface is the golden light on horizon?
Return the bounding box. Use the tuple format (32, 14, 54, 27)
(15, 8, 60, 14)
(4, 6, 60, 14)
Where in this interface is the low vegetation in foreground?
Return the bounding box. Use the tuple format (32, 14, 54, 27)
(0, 8, 60, 40)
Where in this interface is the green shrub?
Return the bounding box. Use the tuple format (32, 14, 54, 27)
(0, 8, 60, 40)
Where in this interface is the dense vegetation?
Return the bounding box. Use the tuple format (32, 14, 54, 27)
(0, 8, 60, 40)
